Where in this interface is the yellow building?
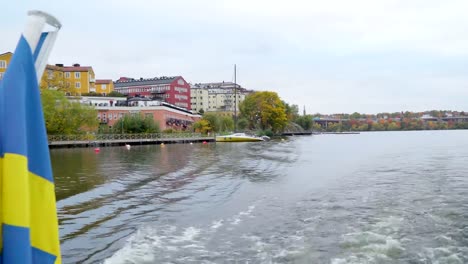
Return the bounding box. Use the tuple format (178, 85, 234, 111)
(1, 52, 102, 96)
(40, 63, 96, 95)
(95, 79, 114, 95)
(0, 52, 13, 80)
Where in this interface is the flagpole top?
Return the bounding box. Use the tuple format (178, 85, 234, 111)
(28, 10, 62, 30)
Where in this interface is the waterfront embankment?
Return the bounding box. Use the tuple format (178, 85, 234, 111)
(48, 133, 214, 148)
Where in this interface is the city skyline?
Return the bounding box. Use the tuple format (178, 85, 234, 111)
(3, 0, 468, 114)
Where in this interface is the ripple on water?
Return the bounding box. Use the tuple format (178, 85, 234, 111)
(52, 132, 468, 263)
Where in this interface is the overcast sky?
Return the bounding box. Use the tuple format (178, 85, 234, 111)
(3, 0, 468, 114)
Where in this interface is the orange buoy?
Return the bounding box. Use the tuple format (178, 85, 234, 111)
(94, 147, 100, 153)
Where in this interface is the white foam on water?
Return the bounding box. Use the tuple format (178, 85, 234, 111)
(104, 225, 206, 264)
(170, 226, 200, 243)
(103, 228, 156, 264)
(104, 204, 261, 263)
(231, 217, 241, 225)
(229, 205, 256, 225)
(332, 216, 406, 263)
(210, 220, 223, 229)
(419, 246, 464, 264)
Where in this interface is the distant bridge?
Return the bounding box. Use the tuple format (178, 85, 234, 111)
(313, 116, 468, 128)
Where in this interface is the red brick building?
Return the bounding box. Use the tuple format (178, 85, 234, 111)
(97, 104, 201, 131)
(114, 76, 191, 110)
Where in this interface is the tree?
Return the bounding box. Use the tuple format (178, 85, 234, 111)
(237, 118, 249, 130)
(41, 89, 98, 134)
(113, 114, 160, 134)
(219, 116, 234, 132)
(107, 91, 126, 97)
(283, 102, 299, 121)
(203, 113, 221, 132)
(192, 119, 211, 134)
(311, 123, 322, 131)
(350, 112, 361, 119)
(296, 115, 313, 130)
(387, 122, 400, 131)
(239, 91, 288, 133)
(371, 123, 385, 131)
(327, 123, 342, 132)
(82, 92, 103, 97)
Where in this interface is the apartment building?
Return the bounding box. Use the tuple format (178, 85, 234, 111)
(190, 81, 252, 113)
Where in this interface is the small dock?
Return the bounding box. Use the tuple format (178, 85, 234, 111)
(281, 132, 313, 136)
(319, 132, 360, 135)
(48, 133, 214, 148)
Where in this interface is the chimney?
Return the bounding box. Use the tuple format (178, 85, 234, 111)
(55, 63, 64, 67)
(73, 63, 80, 67)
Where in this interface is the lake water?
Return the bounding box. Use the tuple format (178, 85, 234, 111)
(52, 130, 468, 263)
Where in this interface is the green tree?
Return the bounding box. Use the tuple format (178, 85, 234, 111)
(113, 114, 160, 134)
(219, 116, 234, 132)
(283, 102, 299, 121)
(358, 123, 369, 131)
(327, 123, 342, 132)
(311, 123, 323, 131)
(41, 89, 98, 134)
(192, 119, 212, 134)
(295, 115, 313, 130)
(203, 113, 221, 132)
(387, 122, 400, 131)
(237, 118, 249, 130)
(350, 112, 361, 119)
(239, 91, 288, 133)
(371, 122, 385, 131)
(82, 92, 103, 97)
(107, 91, 126, 97)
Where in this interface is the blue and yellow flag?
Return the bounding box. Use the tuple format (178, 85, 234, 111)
(0, 11, 61, 264)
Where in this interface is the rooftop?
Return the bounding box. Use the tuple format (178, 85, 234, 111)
(96, 79, 113, 84)
(114, 76, 180, 87)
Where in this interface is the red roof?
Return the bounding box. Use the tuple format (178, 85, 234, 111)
(96, 79, 112, 84)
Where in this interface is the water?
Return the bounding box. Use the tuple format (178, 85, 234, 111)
(52, 130, 468, 263)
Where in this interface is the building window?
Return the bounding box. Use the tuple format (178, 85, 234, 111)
(0, 72, 3, 80)
(0, 60, 6, 68)
(65, 72, 70, 78)
(75, 82, 81, 88)
(102, 84, 107, 90)
(75, 72, 80, 79)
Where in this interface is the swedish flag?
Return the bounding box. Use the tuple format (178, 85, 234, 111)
(0, 11, 61, 263)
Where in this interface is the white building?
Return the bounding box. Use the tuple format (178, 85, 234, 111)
(190, 82, 252, 113)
